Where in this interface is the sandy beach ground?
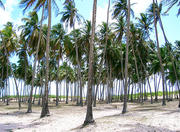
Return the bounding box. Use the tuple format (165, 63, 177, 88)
(0, 100, 180, 132)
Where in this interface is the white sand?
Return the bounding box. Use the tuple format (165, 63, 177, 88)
(0, 100, 180, 132)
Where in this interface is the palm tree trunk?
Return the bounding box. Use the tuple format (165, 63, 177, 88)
(93, 0, 111, 107)
(131, 41, 142, 103)
(6, 61, 9, 105)
(66, 79, 69, 104)
(23, 49, 27, 103)
(1, 35, 21, 109)
(40, 0, 51, 118)
(27, 5, 45, 113)
(73, 25, 83, 106)
(84, 0, 97, 125)
(152, 0, 166, 106)
(156, 0, 180, 106)
(56, 58, 60, 106)
(122, 0, 130, 114)
(136, 49, 153, 104)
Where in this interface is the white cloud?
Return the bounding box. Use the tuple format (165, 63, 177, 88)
(131, 0, 163, 16)
(0, 0, 19, 28)
(89, 3, 115, 28)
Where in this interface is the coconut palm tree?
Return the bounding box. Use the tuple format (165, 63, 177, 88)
(0, 22, 21, 109)
(19, 0, 47, 113)
(16, 39, 29, 102)
(152, 0, 166, 106)
(40, 0, 59, 118)
(61, 1, 84, 106)
(84, 0, 97, 125)
(20, 0, 59, 113)
(20, 11, 43, 112)
(122, 0, 130, 114)
(113, 16, 125, 93)
(136, 13, 153, 39)
(153, 0, 180, 106)
(81, 20, 91, 63)
(40, 0, 51, 118)
(112, 0, 134, 19)
(93, 0, 111, 107)
(51, 23, 65, 106)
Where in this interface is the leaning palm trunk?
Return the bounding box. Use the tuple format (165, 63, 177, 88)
(120, 42, 125, 101)
(93, 0, 111, 107)
(84, 0, 97, 125)
(3, 42, 21, 109)
(122, 0, 130, 114)
(156, 0, 180, 107)
(27, 5, 45, 113)
(73, 25, 83, 106)
(152, 0, 166, 106)
(40, 0, 51, 118)
(23, 44, 27, 103)
(131, 42, 142, 103)
(136, 49, 153, 104)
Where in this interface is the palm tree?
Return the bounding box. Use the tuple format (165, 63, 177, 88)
(0, 0, 5, 10)
(93, 0, 111, 107)
(20, 10, 46, 112)
(84, 0, 97, 125)
(51, 23, 65, 106)
(112, 0, 134, 19)
(19, 0, 47, 113)
(152, 0, 166, 106)
(112, 0, 134, 107)
(122, 0, 130, 114)
(16, 38, 29, 102)
(0, 22, 21, 109)
(154, 0, 180, 106)
(40, 0, 51, 118)
(129, 24, 144, 103)
(20, 0, 58, 113)
(136, 13, 153, 39)
(61, 1, 83, 106)
(113, 16, 125, 93)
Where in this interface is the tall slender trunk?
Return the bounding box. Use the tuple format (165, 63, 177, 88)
(1, 34, 21, 109)
(23, 52, 27, 103)
(73, 25, 83, 106)
(27, 5, 45, 113)
(131, 84, 134, 102)
(93, 0, 111, 107)
(152, 0, 166, 106)
(122, 0, 130, 114)
(154, 74, 158, 101)
(56, 58, 60, 106)
(66, 79, 69, 104)
(156, 0, 180, 107)
(109, 60, 113, 102)
(147, 78, 153, 104)
(84, 0, 97, 125)
(136, 49, 153, 104)
(1, 65, 4, 102)
(131, 41, 142, 103)
(6, 61, 9, 105)
(40, 0, 51, 118)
